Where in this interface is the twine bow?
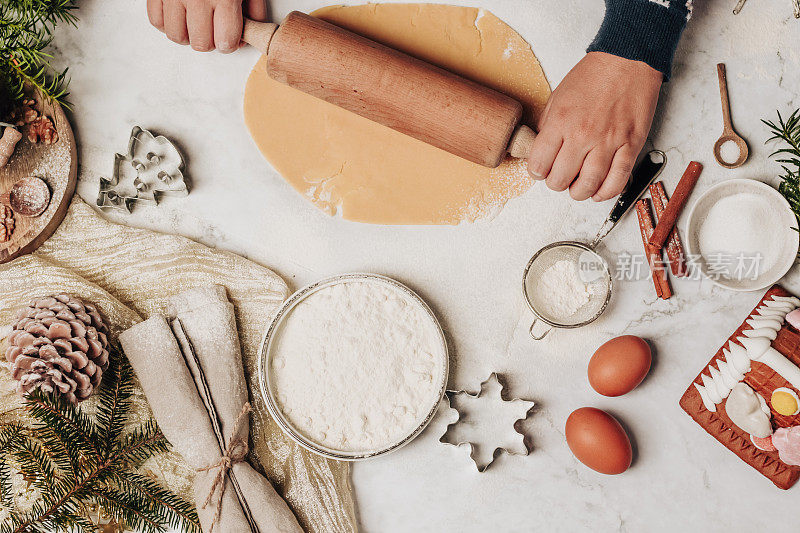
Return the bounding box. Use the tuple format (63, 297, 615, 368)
(197, 402, 252, 532)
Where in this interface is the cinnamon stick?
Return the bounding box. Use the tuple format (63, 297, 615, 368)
(649, 182, 689, 277)
(636, 199, 672, 299)
(648, 161, 703, 249)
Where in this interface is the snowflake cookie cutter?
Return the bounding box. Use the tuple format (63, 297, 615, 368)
(96, 126, 188, 213)
(439, 373, 535, 472)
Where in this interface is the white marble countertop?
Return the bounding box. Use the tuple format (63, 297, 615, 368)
(54, 0, 800, 531)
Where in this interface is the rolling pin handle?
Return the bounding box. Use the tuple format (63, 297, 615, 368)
(242, 19, 279, 55)
(507, 124, 537, 160)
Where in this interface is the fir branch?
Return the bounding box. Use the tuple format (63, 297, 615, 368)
(0, 424, 24, 450)
(89, 488, 167, 533)
(0, 346, 194, 532)
(763, 109, 800, 231)
(0, 0, 77, 107)
(0, 458, 12, 507)
(0, 511, 24, 533)
(34, 425, 77, 480)
(5, 57, 70, 104)
(4, 0, 79, 26)
(41, 512, 96, 533)
(10, 459, 111, 532)
(111, 420, 170, 469)
(0, 424, 24, 505)
(12, 508, 95, 533)
(95, 346, 136, 459)
(7, 438, 56, 492)
(23, 390, 100, 459)
(114, 471, 201, 532)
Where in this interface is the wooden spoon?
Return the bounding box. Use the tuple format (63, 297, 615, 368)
(713, 63, 749, 169)
(0, 176, 51, 217)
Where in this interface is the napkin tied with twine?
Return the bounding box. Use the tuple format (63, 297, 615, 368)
(120, 285, 302, 533)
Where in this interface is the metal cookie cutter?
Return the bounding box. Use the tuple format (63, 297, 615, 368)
(97, 126, 188, 213)
(439, 373, 535, 472)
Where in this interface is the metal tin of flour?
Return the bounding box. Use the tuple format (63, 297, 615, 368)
(257, 273, 449, 461)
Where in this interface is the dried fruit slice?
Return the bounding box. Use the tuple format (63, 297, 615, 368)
(751, 434, 777, 452)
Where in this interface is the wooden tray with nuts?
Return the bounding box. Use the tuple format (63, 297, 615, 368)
(0, 90, 77, 264)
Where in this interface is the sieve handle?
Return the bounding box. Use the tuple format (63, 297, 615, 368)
(591, 149, 666, 247)
(529, 318, 551, 340)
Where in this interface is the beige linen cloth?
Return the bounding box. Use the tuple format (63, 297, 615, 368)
(0, 198, 357, 533)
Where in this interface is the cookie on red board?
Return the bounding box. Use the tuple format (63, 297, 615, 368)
(680, 285, 800, 490)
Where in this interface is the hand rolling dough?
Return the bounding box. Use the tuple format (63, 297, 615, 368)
(243, 4, 550, 225)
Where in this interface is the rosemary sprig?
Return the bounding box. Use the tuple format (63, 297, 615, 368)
(763, 109, 800, 231)
(0, 0, 78, 110)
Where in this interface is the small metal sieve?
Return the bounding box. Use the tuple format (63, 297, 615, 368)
(523, 240, 612, 337)
(522, 150, 666, 340)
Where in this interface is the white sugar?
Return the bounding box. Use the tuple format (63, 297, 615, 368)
(719, 140, 741, 164)
(698, 192, 781, 278)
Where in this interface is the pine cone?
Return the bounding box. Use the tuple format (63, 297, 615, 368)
(5, 295, 109, 403)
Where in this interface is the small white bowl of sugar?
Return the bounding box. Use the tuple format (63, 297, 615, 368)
(686, 179, 798, 291)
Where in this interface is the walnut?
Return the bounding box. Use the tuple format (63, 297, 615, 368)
(7, 100, 58, 145)
(0, 205, 15, 243)
(25, 116, 58, 145)
(22, 107, 38, 124)
(8, 100, 36, 126)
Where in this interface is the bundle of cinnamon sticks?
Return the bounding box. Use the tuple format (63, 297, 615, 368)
(635, 161, 703, 299)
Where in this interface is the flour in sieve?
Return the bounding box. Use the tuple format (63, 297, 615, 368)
(270, 280, 446, 454)
(535, 259, 591, 319)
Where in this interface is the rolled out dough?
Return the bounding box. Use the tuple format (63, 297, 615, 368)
(244, 4, 550, 225)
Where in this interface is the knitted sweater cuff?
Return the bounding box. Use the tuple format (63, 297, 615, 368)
(587, 0, 688, 80)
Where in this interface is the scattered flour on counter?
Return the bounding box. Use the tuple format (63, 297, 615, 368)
(270, 280, 446, 454)
(535, 259, 591, 319)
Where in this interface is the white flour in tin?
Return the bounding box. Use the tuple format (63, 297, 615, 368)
(270, 279, 446, 453)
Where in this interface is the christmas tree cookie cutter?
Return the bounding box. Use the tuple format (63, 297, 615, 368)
(96, 126, 188, 213)
(439, 373, 535, 472)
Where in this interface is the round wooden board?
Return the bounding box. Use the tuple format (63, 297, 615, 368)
(0, 93, 77, 264)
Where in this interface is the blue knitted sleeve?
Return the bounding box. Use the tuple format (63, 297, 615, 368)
(587, 0, 692, 80)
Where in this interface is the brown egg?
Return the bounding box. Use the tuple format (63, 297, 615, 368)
(588, 335, 651, 397)
(565, 407, 632, 475)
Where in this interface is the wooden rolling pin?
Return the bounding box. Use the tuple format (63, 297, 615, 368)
(243, 11, 537, 168)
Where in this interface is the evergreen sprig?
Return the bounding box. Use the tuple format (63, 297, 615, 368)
(0, 346, 200, 533)
(763, 109, 800, 231)
(0, 0, 77, 109)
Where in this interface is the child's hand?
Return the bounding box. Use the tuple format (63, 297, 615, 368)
(147, 0, 268, 53)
